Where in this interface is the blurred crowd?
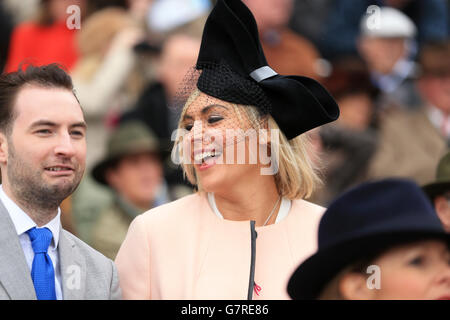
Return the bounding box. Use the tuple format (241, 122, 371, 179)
(0, 0, 449, 259)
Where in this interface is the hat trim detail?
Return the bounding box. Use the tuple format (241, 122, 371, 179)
(249, 66, 278, 82)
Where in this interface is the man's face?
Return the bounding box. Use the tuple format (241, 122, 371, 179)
(358, 37, 407, 75)
(106, 152, 163, 209)
(0, 86, 87, 207)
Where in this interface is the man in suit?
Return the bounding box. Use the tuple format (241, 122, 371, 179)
(0, 64, 121, 300)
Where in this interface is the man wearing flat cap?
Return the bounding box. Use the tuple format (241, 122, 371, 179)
(367, 41, 449, 185)
(358, 6, 420, 109)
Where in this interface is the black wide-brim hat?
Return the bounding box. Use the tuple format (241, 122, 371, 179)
(195, 0, 339, 140)
(287, 178, 450, 300)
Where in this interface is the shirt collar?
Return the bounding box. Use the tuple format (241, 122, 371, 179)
(0, 185, 61, 250)
(372, 58, 415, 93)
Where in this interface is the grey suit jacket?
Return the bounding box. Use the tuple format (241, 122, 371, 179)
(0, 199, 121, 300)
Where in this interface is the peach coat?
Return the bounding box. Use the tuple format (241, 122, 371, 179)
(115, 192, 324, 299)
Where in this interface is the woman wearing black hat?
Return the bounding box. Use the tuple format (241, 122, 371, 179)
(115, 0, 339, 299)
(288, 178, 450, 300)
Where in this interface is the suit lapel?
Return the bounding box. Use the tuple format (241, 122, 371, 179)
(0, 200, 36, 300)
(59, 230, 86, 300)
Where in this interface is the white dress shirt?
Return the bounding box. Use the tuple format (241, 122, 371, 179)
(0, 185, 63, 300)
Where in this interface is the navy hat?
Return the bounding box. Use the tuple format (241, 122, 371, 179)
(287, 178, 449, 300)
(195, 0, 339, 140)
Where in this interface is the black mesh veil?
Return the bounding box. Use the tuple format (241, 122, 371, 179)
(169, 62, 279, 171)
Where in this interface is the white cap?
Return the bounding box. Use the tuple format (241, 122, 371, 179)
(360, 6, 416, 38)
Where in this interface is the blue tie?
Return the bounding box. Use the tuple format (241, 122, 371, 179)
(26, 227, 56, 300)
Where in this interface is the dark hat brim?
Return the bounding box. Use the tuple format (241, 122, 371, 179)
(422, 181, 450, 201)
(287, 230, 450, 300)
(259, 75, 340, 139)
(91, 157, 117, 186)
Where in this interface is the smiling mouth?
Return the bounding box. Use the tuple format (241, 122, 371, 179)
(194, 150, 223, 163)
(44, 166, 74, 172)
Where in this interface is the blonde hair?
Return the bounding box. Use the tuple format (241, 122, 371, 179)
(172, 89, 322, 200)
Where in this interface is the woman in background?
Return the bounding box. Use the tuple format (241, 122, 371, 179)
(288, 178, 450, 300)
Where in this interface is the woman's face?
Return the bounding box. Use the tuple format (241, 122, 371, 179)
(369, 240, 450, 300)
(180, 91, 268, 194)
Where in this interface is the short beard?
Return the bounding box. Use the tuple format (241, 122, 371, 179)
(6, 138, 83, 213)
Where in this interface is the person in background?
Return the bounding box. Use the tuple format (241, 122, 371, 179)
(120, 33, 202, 198)
(0, 64, 121, 300)
(69, 7, 149, 242)
(415, 41, 450, 144)
(287, 0, 334, 51)
(312, 59, 379, 205)
(71, 7, 147, 169)
(121, 34, 203, 146)
(319, 0, 448, 60)
(242, 0, 324, 80)
(2, 0, 40, 24)
(288, 178, 450, 300)
(357, 6, 420, 108)
(4, 0, 87, 72)
(367, 41, 449, 185)
(423, 151, 450, 232)
(126, 0, 154, 26)
(119, 1, 210, 199)
(89, 121, 169, 259)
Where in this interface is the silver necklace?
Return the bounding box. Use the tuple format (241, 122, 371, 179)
(262, 195, 282, 226)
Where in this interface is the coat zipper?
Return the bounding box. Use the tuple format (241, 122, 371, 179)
(247, 220, 257, 300)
